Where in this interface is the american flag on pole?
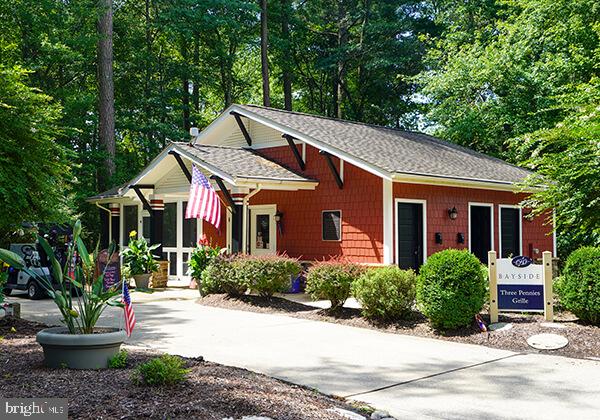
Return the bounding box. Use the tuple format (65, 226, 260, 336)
(122, 282, 136, 337)
(185, 164, 221, 228)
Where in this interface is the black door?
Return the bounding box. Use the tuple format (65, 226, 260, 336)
(397, 202, 424, 270)
(470, 205, 492, 263)
(500, 207, 521, 257)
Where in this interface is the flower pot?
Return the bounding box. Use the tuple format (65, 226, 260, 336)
(133, 273, 151, 289)
(36, 327, 127, 369)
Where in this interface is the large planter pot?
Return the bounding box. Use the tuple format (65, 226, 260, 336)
(133, 273, 151, 289)
(36, 327, 126, 369)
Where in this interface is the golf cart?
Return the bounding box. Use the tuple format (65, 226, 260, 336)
(2, 224, 72, 299)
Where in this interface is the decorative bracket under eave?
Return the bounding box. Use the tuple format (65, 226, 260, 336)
(129, 184, 154, 213)
(210, 175, 237, 214)
(319, 150, 343, 189)
(282, 134, 305, 171)
(169, 151, 192, 183)
(230, 111, 252, 146)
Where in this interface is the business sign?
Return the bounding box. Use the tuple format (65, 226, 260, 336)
(496, 256, 544, 312)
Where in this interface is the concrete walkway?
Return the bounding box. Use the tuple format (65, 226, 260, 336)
(7, 289, 600, 419)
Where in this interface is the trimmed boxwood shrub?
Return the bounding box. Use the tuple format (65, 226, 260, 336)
(200, 254, 246, 297)
(234, 254, 301, 297)
(352, 266, 416, 321)
(132, 354, 189, 386)
(556, 246, 600, 325)
(306, 260, 366, 311)
(416, 249, 487, 330)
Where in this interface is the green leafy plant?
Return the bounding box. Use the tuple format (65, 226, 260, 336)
(352, 266, 417, 321)
(188, 236, 221, 281)
(234, 254, 301, 297)
(306, 259, 366, 311)
(200, 254, 246, 296)
(0, 271, 7, 303)
(416, 250, 487, 330)
(0, 220, 123, 334)
(132, 354, 189, 386)
(122, 231, 159, 275)
(108, 350, 128, 369)
(556, 246, 600, 325)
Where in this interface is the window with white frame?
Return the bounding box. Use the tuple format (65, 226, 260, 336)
(500, 206, 522, 257)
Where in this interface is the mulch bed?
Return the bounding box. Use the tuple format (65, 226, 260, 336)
(197, 294, 600, 360)
(0, 318, 368, 420)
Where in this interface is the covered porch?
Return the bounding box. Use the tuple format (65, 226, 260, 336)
(89, 142, 317, 285)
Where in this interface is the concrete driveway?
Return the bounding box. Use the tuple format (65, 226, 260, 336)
(7, 289, 600, 419)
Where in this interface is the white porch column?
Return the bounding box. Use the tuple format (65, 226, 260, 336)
(383, 178, 393, 264)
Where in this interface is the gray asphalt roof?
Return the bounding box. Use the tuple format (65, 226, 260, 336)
(237, 104, 532, 184)
(175, 143, 315, 182)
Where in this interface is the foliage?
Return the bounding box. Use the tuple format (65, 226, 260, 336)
(187, 236, 221, 280)
(416, 250, 487, 330)
(518, 80, 600, 249)
(306, 260, 366, 311)
(0, 220, 123, 334)
(132, 354, 189, 387)
(234, 254, 301, 297)
(108, 350, 128, 369)
(200, 254, 246, 297)
(556, 247, 600, 324)
(352, 266, 416, 321)
(122, 231, 160, 276)
(0, 270, 6, 303)
(0, 65, 72, 246)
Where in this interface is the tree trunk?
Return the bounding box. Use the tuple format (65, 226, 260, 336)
(97, 0, 115, 190)
(335, 0, 348, 119)
(260, 0, 271, 107)
(181, 40, 191, 132)
(281, 0, 292, 110)
(192, 31, 200, 113)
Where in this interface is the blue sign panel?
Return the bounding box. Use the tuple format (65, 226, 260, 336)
(498, 284, 544, 311)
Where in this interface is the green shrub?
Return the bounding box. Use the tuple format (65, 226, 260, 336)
(352, 266, 416, 321)
(556, 246, 600, 324)
(200, 254, 246, 296)
(132, 354, 189, 386)
(235, 254, 301, 297)
(0, 271, 7, 303)
(108, 350, 128, 369)
(306, 260, 366, 311)
(416, 250, 487, 330)
(188, 238, 221, 281)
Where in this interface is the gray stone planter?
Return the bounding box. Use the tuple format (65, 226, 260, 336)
(133, 273, 151, 289)
(36, 327, 126, 369)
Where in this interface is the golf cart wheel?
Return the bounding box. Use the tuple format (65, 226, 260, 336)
(2, 288, 11, 296)
(27, 282, 45, 300)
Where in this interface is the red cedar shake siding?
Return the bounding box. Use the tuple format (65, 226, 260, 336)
(392, 183, 554, 259)
(250, 144, 384, 263)
(202, 193, 227, 248)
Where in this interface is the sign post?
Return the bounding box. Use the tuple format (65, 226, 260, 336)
(488, 250, 553, 322)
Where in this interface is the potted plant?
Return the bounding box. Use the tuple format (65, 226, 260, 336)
(0, 220, 126, 369)
(187, 234, 221, 291)
(122, 231, 159, 289)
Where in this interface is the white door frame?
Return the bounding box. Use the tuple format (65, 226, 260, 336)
(394, 198, 427, 265)
(163, 199, 202, 281)
(468, 202, 495, 254)
(248, 204, 277, 255)
(498, 204, 523, 257)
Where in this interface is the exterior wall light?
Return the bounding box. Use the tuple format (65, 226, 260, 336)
(448, 207, 458, 220)
(275, 211, 283, 234)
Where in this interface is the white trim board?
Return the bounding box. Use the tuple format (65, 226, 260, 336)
(498, 204, 523, 257)
(394, 198, 427, 266)
(468, 202, 495, 254)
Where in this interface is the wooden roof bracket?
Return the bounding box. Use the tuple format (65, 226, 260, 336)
(319, 150, 343, 189)
(210, 175, 237, 214)
(129, 184, 154, 213)
(282, 134, 305, 170)
(168, 151, 192, 183)
(230, 111, 252, 146)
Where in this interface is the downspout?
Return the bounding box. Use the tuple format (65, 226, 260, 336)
(241, 185, 262, 254)
(96, 202, 112, 243)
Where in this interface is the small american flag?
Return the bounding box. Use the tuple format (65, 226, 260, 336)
(123, 282, 136, 337)
(185, 164, 221, 228)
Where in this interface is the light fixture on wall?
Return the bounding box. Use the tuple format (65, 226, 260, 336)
(275, 211, 284, 234)
(448, 207, 458, 220)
